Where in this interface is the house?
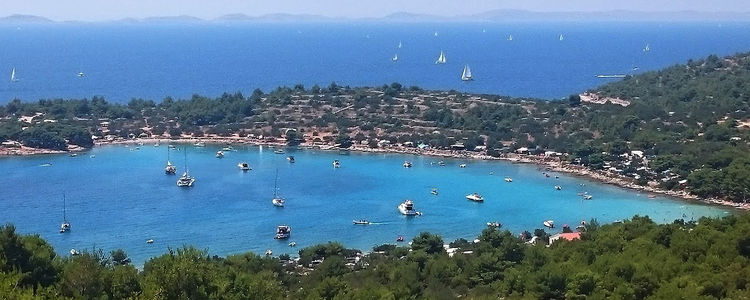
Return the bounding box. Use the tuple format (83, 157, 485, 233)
(515, 147, 529, 154)
(549, 232, 581, 244)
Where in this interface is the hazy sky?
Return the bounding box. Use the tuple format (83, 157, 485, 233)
(6, 0, 750, 21)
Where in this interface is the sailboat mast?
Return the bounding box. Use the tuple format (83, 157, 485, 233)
(63, 193, 67, 222)
(184, 148, 188, 174)
(274, 169, 279, 198)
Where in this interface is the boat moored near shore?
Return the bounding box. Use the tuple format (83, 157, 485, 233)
(274, 225, 291, 239)
(398, 199, 418, 216)
(466, 193, 484, 202)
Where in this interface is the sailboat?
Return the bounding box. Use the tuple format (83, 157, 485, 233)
(272, 169, 285, 207)
(434, 31, 438, 37)
(10, 68, 18, 82)
(435, 51, 446, 64)
(559, 34, 564, 41)
(398, 41, 402, 48)
(461, 65, 473, 81)
(176, 150, 195, 187)
(508, 34, 513, 41)
(165, 146, 176, 175)
(392, 53, 398, 62)
(59, 194, 71, 233)
(643, 43, 651, 52)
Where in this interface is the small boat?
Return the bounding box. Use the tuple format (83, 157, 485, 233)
(504, 177, 513, 182)
(647, 194, 656, 199)
(487, 222, 502, 228)
(77, 72, 85, 77)
(396, 235, 404, 242)
(265, 249, 273, 256)
(434, 31, 438, 37)
(59, 194, 71, 233)
(633, 66, 639, 71)
(543, 220, 555, 228)
(69, 153, 77, 157)
(274, 149, 285, 154)
(288, 241, 296, 247)
(403, 161, 412, 168)
(461, 65, 473, 81)
(438, 161, 446, 166)
(643, 43, 650, 52)
(559, 34, 564, 41)
(287, 156, 295, 163)
(154, 143, 160, 147)
(398, 199, 418, 216)
(274, 225, 291, 239)
(272, 169, 285, 207)
(435, 50, 447, 64)
(466, 193, 484, 202)
(392, 53, 398, 62)
(216, 151, 224, 158)
(40, 163, 52, 167)
(353, 220, 370, 225)
(595, 74, 627, 78)
(584, 195, 593, 200)
(146, 239, 154, 244)
(165, 146, 177, 174)
(508, 34, 513, 41)
(69, 249, 80, 256)
(222, 146, 233, 151)
(194, 142, 205, 147)
(459, 164, 466, 168)
(398, 41, 402, 48)
(237, 162, 251, 171)
(89, 155, 95, 158)
(430, 188, 438, 195)
(555, 185, 562, 190)
(169, 144, 176, 149)
(333, 160, 341, 168)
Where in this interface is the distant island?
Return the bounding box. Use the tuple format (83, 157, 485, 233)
(1, 51, 750, 209)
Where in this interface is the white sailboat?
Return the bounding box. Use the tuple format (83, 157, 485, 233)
(461, 65, 473, 81)
(559, 34, 564, 41)
(272, 169, 285, 207)
(59, 194, 71, 233)
(435, 51, 446, 64)
(508, 34, 513, 41)
(398, 41, 402, 48)
(165, 146, 176, 174)
(643, 43, 651, 52)
(392, 53, 398, 62)
(10, 67, 18, 82)
(176, 150, 195, 187)
(434, 31, 438, 37)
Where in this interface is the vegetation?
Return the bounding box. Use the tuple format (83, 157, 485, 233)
(2, 52, 750, 201)
(4, 213, 750, 299)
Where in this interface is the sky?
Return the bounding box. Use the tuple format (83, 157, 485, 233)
(5, 0, 750, 21)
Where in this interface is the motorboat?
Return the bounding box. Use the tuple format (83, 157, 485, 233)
(274, 225, 291, 239)
(466, 193, 484, 202)
(222, 146, 233, 151)
(333, 160, 341, 168)
(430, 188, 438, 195)
(288, 241, 296, 247)
(504, 177, 513, 182)
(69, 249, 80, 256)
(237, 162, 251, 171)
(274, 149, 285, 154)
(272, 198, 285, 207)
(584, 195, 593, 200)
(555, 185, 562, 190)
(459, 164, 466, 168)
(353, 220, 370, 225)
(146, 239, 154, 244)
(216, 151, 224, 158)
(398, 199, 418, 216)
(403, 161, 412, 168)
(396, 235, 404, 242)
(194, 142, 205, 147)
(487, 222, 502, 228)
(543, 220, 555, 228)
(265, 249, 273, 256)
(287, 156, 295, 163)
(438, 161, 446, 166)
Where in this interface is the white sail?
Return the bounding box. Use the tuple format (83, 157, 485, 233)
(10, 68, 17, 82)
(398, 41, 402, 48)
(643, 43, 650, 52)
(559, 34, 564, 41)
(508, 34, 513, 41)
(392, 53, 398, 61)
(435, 51, 446, 64)
(461, 65, 473, 81)
(434, 31, 438, 37)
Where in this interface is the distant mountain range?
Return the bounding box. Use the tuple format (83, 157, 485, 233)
(1, 10, 749, 24)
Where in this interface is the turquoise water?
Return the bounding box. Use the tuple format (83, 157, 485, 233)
(2, 22, 750, 102)
(0, 144, 728, 264)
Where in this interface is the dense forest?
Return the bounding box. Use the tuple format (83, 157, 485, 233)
(1, 52, 750, 202)
(3, 213, 750, 299)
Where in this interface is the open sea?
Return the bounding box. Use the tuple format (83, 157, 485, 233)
(1, 22, 750, 103)
(0, 145, 729, 264)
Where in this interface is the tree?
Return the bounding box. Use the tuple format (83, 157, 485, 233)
(411, 232, 445, 255)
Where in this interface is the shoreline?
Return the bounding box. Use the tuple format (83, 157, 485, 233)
(4, 136, 748, 211)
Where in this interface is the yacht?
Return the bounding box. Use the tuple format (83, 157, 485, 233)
(486, 222, 502, 228)
(435, 51, 446, 64)
(430, 188, 438, 195)
(176, 150, 195, 187)
(216, 151, 224, 158)
(403, 161, 412, 168)
(272, 170, 285, 207)
(583, 195, 593, 200)
(146, 239, 154, 244)
(274, 225, 291, 239)
(353, 220, 370, 225)
(466, 193, 484, 202)
(461, 65, 473, 81)
(504, 177, 513, 182)
(237, 162, 251, 171)
(287, 156, 295, 163)
(59, 194, 71, 233)
(333, 160, 341, 168)
(398, 199, 418, 216)
(543, 220, 555, 228)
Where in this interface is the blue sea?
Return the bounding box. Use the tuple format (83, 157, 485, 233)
(0, 145, 729, 264)
(1, 22, 750, 103)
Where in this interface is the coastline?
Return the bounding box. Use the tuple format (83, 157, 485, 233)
(3, 136, 748, 211)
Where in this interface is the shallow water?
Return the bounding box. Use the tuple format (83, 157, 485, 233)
(0, 144, 728, 264)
